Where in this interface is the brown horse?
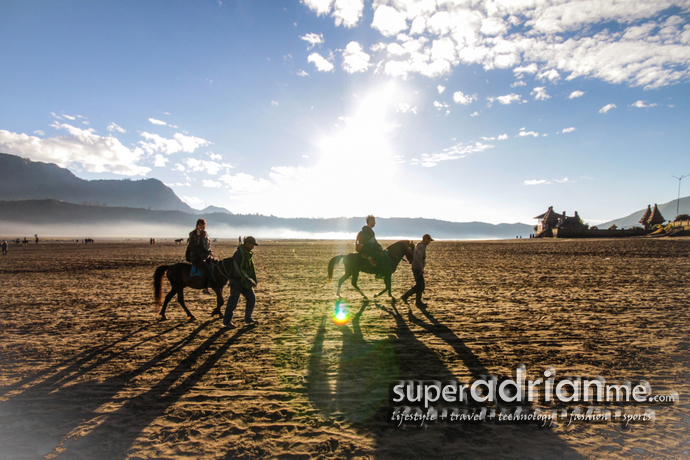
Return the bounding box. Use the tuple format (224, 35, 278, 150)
(327, 240, 415, 299)
(153, 258, 233, 320)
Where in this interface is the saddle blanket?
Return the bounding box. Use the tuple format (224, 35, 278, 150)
(190, 266, 203, 277)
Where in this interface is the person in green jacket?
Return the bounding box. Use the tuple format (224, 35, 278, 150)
(223, 236, 260, 329)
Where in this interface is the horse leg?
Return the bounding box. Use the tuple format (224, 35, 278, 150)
(337, 271, 352, 298)
(176, 288, 197, 321)
(211, 286, 223, 317)
(159, 288, 177, 320)
(350, 272, 368, 299)
(374, 275, 393, 299)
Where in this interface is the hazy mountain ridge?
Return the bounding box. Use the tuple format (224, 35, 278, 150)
(0, 153, 194, 212)
(601, 197, 690, 229)
(0, 200, 533, 239)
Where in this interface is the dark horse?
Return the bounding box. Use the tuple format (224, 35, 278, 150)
(327, 240, 415, 299)
(153, 259, 233, 320)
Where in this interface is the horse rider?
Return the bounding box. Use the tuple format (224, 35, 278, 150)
(358, 215, 385, 268)
(186, 218, 215, 294)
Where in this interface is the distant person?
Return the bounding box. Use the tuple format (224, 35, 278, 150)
(186, 219, 215, 295)
(401, 234, 434, 308)
(223, 236, 260, 329)
(22, 237, 28, 246)
(35, 234, 39, 244)
(1, 240, 7, 255)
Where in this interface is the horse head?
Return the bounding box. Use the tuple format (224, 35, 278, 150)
(403, 240, 415, 263)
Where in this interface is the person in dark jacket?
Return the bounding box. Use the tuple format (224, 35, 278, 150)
(401, 234, 434, 308)
(223, 236, 260, 329)
(359, 215, 383, 265)
(186, 219, 215, 293)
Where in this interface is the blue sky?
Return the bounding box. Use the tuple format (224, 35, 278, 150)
(1, 0, 689, 225)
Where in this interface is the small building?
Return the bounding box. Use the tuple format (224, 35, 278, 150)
(639, 204, 665, 230)
(534, 207, 587, 237)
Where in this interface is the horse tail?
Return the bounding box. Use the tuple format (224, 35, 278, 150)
(327, 255, 345, 282)
(154, 265, 171, 308)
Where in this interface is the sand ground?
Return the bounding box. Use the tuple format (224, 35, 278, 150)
(0, 238, 689, 459)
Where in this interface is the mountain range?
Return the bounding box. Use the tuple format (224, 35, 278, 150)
(2, 152, 685, 239)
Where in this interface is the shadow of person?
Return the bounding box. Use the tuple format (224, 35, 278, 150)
(0, 320, 247, 459)
(306, 300, 399, 423)
(304, 300, 583, 458)
(368, 301, 584, 459)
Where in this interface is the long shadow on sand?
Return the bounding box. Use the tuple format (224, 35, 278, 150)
(306, 300, 583, 458)
(0, 320, 248, 459)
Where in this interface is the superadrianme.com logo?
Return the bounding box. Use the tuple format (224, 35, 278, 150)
(388, 365, 679, 427)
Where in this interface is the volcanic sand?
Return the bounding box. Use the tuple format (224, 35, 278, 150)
(0, 238, 689, 459)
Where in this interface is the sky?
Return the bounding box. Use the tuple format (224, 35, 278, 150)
(1, 0, 689, 226)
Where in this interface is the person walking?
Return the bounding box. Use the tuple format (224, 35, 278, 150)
(401, 234, 434, 308)
(223, 236, 260, 329)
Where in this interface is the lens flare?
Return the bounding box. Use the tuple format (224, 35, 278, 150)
(333, 300, 350, 325)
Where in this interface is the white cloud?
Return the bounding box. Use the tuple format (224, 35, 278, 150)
(153, 154, 168, 167)
(599, 103, 617, 114)
(107, 122, 126, 133)
(300, 32, 324, 49)
(470, 111, 479, 117)
(219, 172, 273, 194)
(302, 0, 332, 16)
(139, 132, 210, 155)
(437, 85, 446, 94)
(297, 69, 310, 77)
(33, 130, 45, 136)
(488, 93, 523, 106)
(180, 196, 204, 208)
(524, 179, 551, 185)
(182, 157, 230, 175)
(518, 130, 539, 137)
(208, 152, 223, 161)
(511, 81, 527, 87)
(342, 41, 371, 73)
(497, 134, 508, 140)
(0, 124, 150, 176)
(538, 69, 560, 81)
(569, 90, 585, 99)
(562, 127, 576, 133)
(433, 101, 450, 111)
(418, 142, 493, 167)
(332, 0, 364, 28)
(453, 90, 478, 105)
(202, 180, 223, 188)
(371, 4, 408, 37)
(148, 118, 167, 126)
(308, 52, 335, 72)
(328, 0, 690, 88)
(397, 103, 418, 114)
(631, 100, 658, 108)
(271, 100, 279, 107)
(531, 87, 550, 101)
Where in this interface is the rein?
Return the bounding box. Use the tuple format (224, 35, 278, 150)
(214, 258, 232, 282)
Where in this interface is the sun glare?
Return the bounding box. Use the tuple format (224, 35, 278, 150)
(309, 82, 404, 214)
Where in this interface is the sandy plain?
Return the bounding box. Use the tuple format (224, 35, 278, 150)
(0, 237, 689, 459)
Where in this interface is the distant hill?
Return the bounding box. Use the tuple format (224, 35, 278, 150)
(0, 200, 533, 240)
(601, 196, 690, 228)
(0, 153, 195, 213)
(199, 205, 233, 214)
